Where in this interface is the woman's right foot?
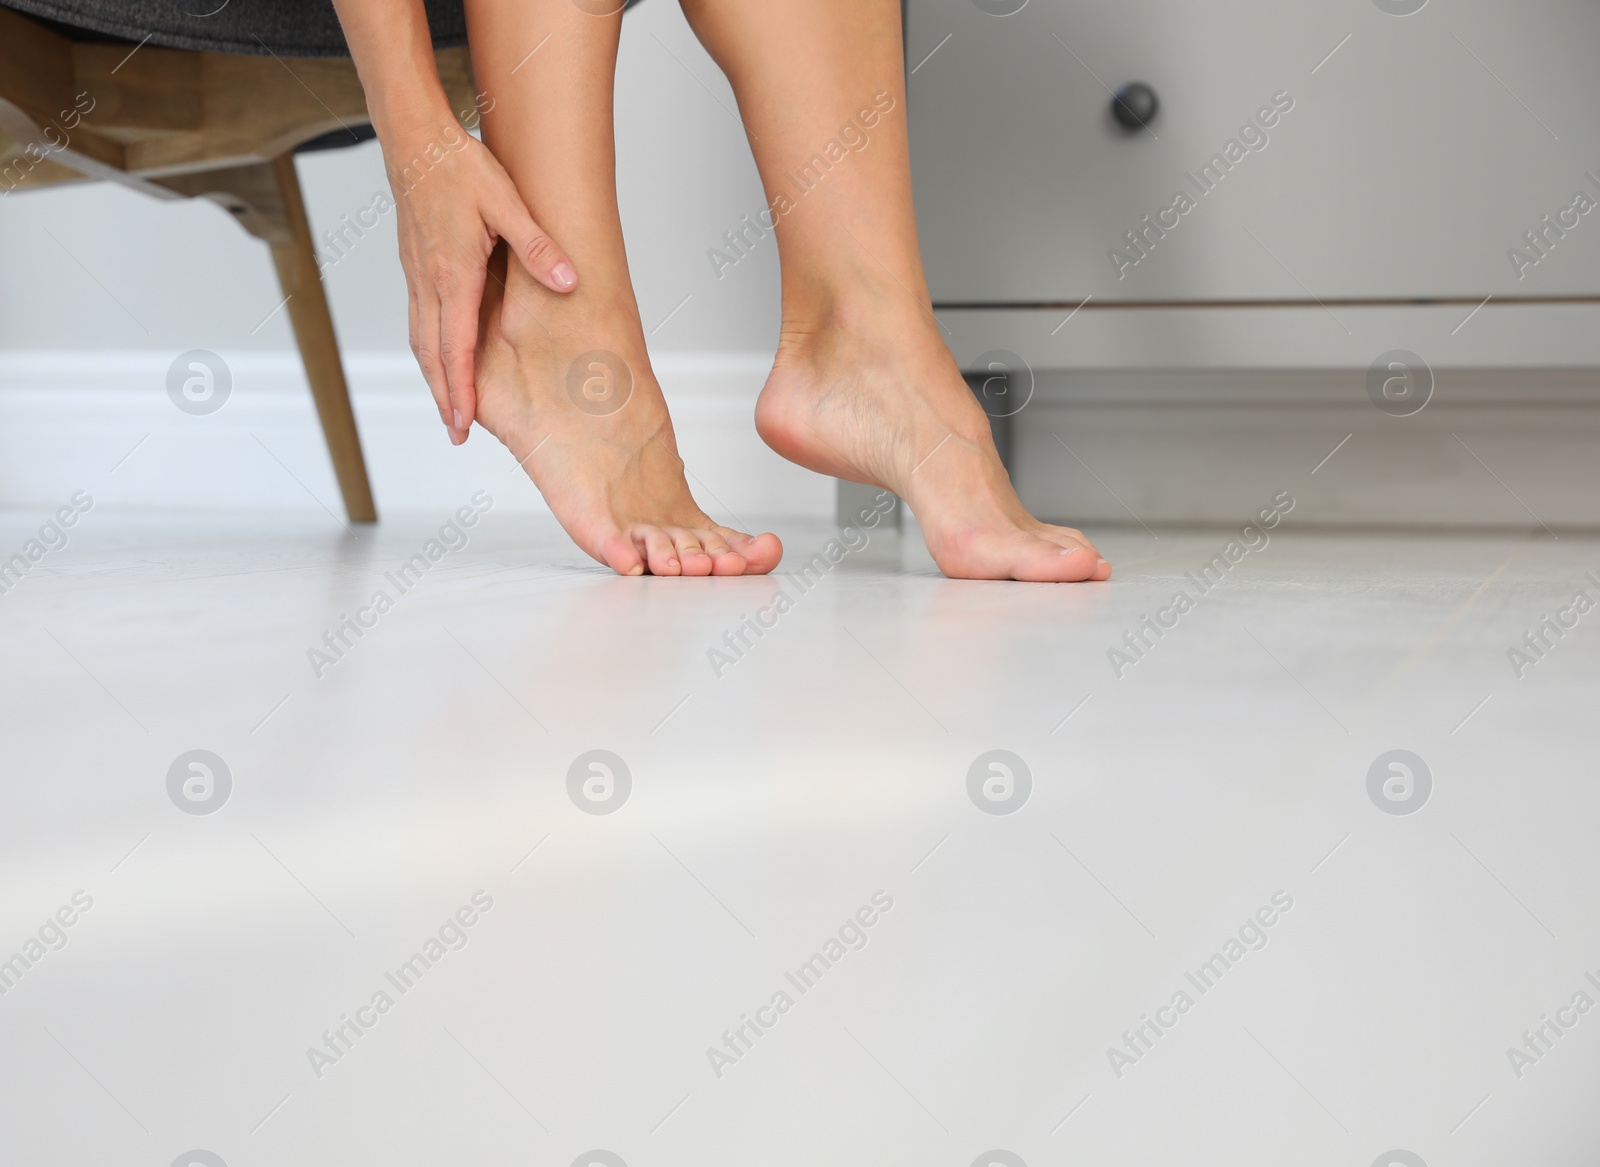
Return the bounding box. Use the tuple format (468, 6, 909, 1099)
(471, 250, 782, 578)
(755, 295, 1112, 583)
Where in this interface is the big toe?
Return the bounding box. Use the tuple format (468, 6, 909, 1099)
(1036, 525, 1112, 581)
(720, 529, 783, 575)
(942, 529, 1106, 583)
(1018, 539, 1104, 583)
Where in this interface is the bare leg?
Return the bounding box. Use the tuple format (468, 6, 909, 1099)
(679, 0, 1111, 582)
(460, 0, 781, 576)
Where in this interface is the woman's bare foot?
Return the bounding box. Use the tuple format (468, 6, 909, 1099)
(472, 250, 782, 577)
(756, 296, 1112, 583)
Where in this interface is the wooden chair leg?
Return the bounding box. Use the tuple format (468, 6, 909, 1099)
(266, 153, 378, 523)
(157, 155, 378, 522)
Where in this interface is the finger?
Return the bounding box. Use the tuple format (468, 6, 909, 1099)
(406, 290, 433, 423)
(489, 197, 577, 295)
(424, 266, 470, 443)
(410, 286, 456, 438)
(439, 267, 485, 434)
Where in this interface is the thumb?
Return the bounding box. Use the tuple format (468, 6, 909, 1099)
(490, 198, 577, 294)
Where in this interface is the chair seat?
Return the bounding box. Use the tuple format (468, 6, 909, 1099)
(0, 0, 467, 57)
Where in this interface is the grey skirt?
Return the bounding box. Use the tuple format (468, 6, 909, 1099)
(4, 0, 462, 57)
(2, 0, 646, 55)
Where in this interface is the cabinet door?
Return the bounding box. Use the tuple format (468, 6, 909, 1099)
(907, 0, 1600, 304)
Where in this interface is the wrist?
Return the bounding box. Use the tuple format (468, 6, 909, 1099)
(370, 88, 459, 149)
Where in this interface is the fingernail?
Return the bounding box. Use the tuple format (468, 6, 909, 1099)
(551, 262, 577, 291)
(453, 409, 464, 430)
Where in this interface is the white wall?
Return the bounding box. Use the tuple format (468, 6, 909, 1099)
(0, 0, 779, 355)
(0, 1, 830, 517)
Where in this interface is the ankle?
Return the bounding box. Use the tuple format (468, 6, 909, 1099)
(493, 258, 644, 355)
(777, 288, 939, 365)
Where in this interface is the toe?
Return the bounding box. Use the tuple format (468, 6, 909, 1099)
(939, 529, 1103, 582)
(635, 527, 681, 576)
(1036, 523, 1101, 557)
(1036, 524, 1113, 581)
(597, 535, 646, 577)
(696, 528, 749, 577)
(1005, 537, 1101, 583)
(1044, 544, 1103, 583)
(719, 528, 784, 575)
(667, 528, 715, 576)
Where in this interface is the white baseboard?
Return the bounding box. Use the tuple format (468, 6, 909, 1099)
(0, 350, 832, 521)
(2, 352, 1596, 530)
(1015, 369, 1600, 530)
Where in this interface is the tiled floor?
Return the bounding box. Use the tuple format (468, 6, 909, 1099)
(1, 510, 1596, 1167)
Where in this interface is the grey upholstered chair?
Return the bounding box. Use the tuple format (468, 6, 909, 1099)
(0, 0, 482, 521)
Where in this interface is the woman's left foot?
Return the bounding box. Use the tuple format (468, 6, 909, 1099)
(755, 296, 1113, 583)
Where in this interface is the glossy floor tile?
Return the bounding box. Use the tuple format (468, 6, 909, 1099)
(1, 509, 1596, 1167)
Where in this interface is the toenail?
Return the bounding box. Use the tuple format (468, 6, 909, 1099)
(1097, 558, 1109, 567)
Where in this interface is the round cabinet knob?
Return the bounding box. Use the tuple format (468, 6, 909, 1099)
(1111, 82, 1159, 130)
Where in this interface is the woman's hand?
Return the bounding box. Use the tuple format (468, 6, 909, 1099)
(385, 122, 577, 444)
(329, 0, 573, 442)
